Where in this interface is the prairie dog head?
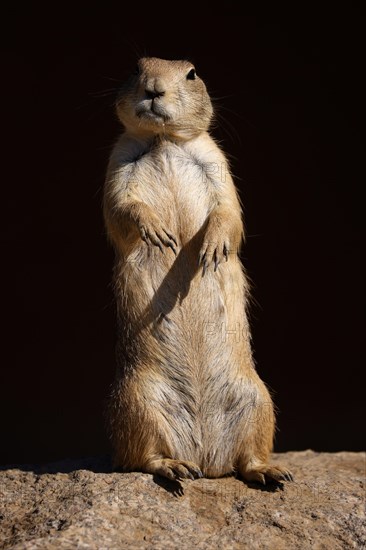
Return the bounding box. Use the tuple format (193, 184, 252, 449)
(116, 57, 213, 140)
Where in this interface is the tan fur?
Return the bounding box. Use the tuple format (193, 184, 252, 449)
(103, 57, 293, 484)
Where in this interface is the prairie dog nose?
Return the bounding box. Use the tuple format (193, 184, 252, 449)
(145, 89, 165, 100)
(145, 78, 166, 99)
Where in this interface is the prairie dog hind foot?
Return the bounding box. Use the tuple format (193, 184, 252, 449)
(240, 462, 294, 485)
(144, 458, 203, 481)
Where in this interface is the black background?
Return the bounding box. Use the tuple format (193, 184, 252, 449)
(1, 9, 364, 465)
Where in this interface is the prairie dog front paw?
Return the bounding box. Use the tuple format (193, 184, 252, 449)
(198, 224, 231, 274)
(138, 211, 177, 255)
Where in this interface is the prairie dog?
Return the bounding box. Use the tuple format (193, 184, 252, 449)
(103, 57, 293, 484)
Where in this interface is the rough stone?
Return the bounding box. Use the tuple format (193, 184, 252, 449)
(0, 451, 365, 549)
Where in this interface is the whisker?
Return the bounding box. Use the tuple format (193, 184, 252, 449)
(210, 93, 237, 101)
(216, 104, 258, 131)
(213, 110, 242, 145)
(95, 74, 122, 82)
(88, 88, 118, 98)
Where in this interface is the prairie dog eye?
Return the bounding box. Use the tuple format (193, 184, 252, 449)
(133, 65, 140, 76)
(186, 68, 196, 80)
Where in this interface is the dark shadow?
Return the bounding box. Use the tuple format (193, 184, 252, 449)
(113, 223, 209, 369)
(152, 474, 185, 496)
(237, 473, 285, 492)
(138, 223, 207, 330)
(0, 455, 113, 475)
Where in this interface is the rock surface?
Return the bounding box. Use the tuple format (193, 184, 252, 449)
(0, 451, 365, 549)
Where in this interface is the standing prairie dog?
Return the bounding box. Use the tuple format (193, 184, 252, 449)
(103, 57, 293, 484)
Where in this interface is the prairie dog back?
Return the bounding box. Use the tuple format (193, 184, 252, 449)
(103, 57, 293, 485)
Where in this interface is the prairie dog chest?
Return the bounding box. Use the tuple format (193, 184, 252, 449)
(138, 140, 216, 235)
